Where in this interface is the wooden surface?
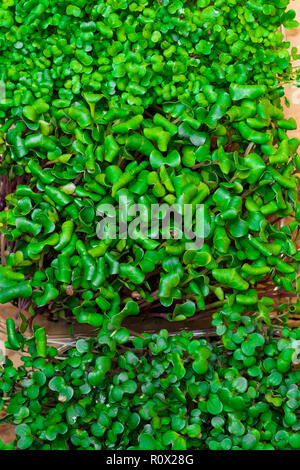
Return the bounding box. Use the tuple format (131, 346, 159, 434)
(1, 5, 300, 446)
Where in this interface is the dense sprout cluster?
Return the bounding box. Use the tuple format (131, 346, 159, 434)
(1, 323, 300, 450)
(0, 0, 300, 452)
(0, 0, 299, 327)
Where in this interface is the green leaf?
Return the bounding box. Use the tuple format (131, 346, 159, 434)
(76, 339, 89, 354)
(15, 424, 33, 450)
(242, 433, 257, 450)
(233, 377, 248, 393)
(187, 423, 201, 438)
(192, 358, 208, 375)
(206, 395, 223, 415)
(171, 352, 186, 380)
(139, 433, 157, 450)
(114, 328, 130, 344)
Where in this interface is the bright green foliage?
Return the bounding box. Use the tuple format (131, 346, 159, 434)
(1, 322, 300, 450)
(0, 0, 300, 451)
(0, 0, 299, 327)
